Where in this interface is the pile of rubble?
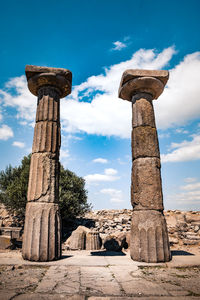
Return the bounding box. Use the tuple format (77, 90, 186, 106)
(63, 209, 200, 252)
(0, 204, 200, 252)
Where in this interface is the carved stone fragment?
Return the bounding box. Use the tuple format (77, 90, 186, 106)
(86, 231, 102, 250)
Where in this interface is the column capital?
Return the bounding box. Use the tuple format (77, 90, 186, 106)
(118, 69, 169, 101)
(25, 65, 72, 98)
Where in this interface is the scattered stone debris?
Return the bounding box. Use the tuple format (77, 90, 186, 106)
(1, 206, 200, 252)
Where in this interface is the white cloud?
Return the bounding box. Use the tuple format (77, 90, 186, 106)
(112, 41, 127, 51)
(158, 132, 170, 139)
(100, 188, 124, 203)
(181, 182, 200, 191)
(161, 134, 200, 163)
(61, 46, 175, 138)
(171, 181, 200, 207)
(169, 190, 200, 204)
(84, 168, 119, 184)
(104, 168, 117, 175)
(60, 149, 70, 159)
(165, 179, 200, 210)
(2, 47, 200, 139)
(93, 158, 108, 164)
(0, 75, 36, 124)
(175, 128, 188, 134)
(154, 52, 200, 128)
(12, 141, 25, 148)
(110, 198, 124, 203)
(0, 124, 13, 140)
(184, 177, 197, 183)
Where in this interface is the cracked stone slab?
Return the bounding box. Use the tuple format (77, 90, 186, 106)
(0, 292, 17, 300)
(36, 265, 81, 295)
(109, 265, 169, 296)
(54, 266, 80, 294)
(80, 266, 122, 296)
(14, 294, 85, 300)
(88, 297, 199, 300)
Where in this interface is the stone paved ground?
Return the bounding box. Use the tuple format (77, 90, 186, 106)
(0, 250, 200, 299)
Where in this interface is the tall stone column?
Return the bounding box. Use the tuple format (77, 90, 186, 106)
(22, 65, 72, 261)
(119, 70, 171, 262)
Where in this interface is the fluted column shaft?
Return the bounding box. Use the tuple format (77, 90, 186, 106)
(130, 93, 170, 262)
(22, 65, 72, 262)
(27, 87, 60, 204)
(118, 70, 171, 263)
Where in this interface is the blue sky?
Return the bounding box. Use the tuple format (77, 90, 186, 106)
(0, 0, 200, 211)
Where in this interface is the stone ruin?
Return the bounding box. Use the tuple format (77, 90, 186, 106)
(22, 66, 72, 261)
(21, 65, 171, 263)
(118, 69, 171, 262)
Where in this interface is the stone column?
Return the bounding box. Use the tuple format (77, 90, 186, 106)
(22, 65, 72, 261)
(118, 70, 171, 262)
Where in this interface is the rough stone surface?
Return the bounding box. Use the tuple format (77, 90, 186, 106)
(0, 252, 200, 298)
(119, 76, 165, 101)
(32, 121, 60, 153)
(103, 233, 127, 251)
(27, 153, 59, 203)
(1, 207, 200, 252)
(119, 69, 169, 101)
(25, 65, 72, 98)
(66, 226, 102, 251)
(22, 202, 61, 261)
(36, 89, 60, 122)
(23, 66, 72, 262)
(131, 126, 159, 159)
(68, 226, 88, 250)
(0, 204, 24, 227)
(120, 69, 169, 87)
(118, 69, 170, 262)
(130, 210, 171, 262)
(132, 97, 156, 128)
(131, 157, 163, 210)
(0, 236, 12, 249)
(86, 231, 102, 250)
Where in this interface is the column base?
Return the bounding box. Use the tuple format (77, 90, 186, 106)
(130, 210, 171, 262)
(22, 202, 61, 261)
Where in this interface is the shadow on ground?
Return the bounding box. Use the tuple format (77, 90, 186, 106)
(171, 250, 195, 256)
(90, 250, 126, 256)
(60, 255, 73, 260)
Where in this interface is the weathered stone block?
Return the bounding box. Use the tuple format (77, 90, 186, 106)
(36, 94, 59, 122)
(132, 126, 159, 159)
(119, 69, 169, 101)
(69, 226, 89, 250)
(27, 153, 59, 203)
(32, 121, 60, 153)
(22, 202, 61, 261)
(25, 65, 72, 98)
(0, 236, 12, 249)
(86, 231, 102, 250)
(132, 98, 156, 128)
(131, 157, 163, 210)
(130, 210, 171, 262)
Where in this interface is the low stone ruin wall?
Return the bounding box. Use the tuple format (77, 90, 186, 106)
(0, 204, 200, 252)
(63, 209, 200, 251)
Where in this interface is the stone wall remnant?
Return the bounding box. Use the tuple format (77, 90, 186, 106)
(118, 69, 171, 262)
(22, 65, 72, 261)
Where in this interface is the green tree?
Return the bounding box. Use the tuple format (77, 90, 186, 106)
(0, 155, 91, 222)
